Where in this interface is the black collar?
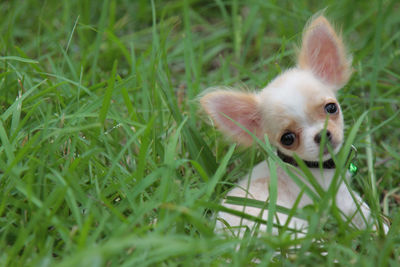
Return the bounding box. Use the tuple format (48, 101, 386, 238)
(277, 150, 336, 169)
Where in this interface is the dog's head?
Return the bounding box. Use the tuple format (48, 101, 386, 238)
(200, 16, 352, 161)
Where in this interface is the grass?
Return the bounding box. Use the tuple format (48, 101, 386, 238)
(0, 0, 399, 265)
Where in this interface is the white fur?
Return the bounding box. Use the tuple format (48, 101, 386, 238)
(201, 15, 388, 235)
(215, 161, 380, 236)
(257, 69, 342, 161)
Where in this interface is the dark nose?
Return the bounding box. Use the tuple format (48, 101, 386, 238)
(314, 130, 332, 144)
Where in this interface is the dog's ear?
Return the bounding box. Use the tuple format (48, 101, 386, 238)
(200, 90, 262, 146)
(298, 15, 352, 89)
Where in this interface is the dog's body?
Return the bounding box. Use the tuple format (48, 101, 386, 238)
(215, 160, 371, 235)
(201, 15, 387, 234)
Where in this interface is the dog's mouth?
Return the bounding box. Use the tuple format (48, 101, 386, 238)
(323, 148, 332, 156)
(321, 141, 343, 160)
(320, 140, 340, 155)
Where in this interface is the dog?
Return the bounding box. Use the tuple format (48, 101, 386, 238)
(200, 15, 388, 235)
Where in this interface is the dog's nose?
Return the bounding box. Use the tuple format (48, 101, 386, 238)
(314, 130, 332, 144)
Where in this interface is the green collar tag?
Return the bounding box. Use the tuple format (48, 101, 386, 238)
(348, 145, 358, 177)
(349, 162, 358, 176)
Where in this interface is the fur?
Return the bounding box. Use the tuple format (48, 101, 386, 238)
(200, 15, 388, 235)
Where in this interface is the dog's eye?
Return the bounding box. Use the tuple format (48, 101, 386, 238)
(324, 103, 338, 114)
(281, 132, 296, 147)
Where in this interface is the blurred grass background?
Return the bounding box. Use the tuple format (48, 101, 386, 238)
(0, 0, 399, 265)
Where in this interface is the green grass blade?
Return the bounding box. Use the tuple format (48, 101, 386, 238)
(99, 60, 117, 130)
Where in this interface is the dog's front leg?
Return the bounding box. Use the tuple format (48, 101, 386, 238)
(336, 183, 388, 233)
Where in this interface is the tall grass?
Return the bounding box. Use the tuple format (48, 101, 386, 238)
(0, 0, 399, 265)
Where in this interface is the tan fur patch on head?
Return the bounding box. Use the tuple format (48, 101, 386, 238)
(277, 120, 301, 151)
(304, 97, 344, 149)
(306, 98, 340, 122)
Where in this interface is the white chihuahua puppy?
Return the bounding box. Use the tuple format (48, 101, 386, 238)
(201, 15, 387, 235)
